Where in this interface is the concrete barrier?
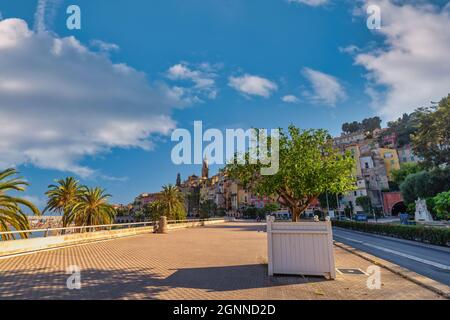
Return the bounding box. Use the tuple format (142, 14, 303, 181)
(0, 219, 227, 257)
(0, 226, 155, 257)
(168, 219, 226, 230)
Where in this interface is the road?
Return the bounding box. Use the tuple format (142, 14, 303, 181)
(333, 228, 450, 286)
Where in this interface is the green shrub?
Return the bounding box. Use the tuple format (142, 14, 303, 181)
(400, 167, 450, 205)
(356, 196, 371, 213)
(332, 220, 450, 247)
(433, 191, 450, 221)
(243, 206, 263, 219)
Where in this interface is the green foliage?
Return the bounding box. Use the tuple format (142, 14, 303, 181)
(200, 199, 217, 219)
(342, 117, 382, 134)
(186, 187, 200, 216)
(225, 126, 356, 221)
(159, 184, 186, 220)
(133, 210, 145, 222)
(406, 202, 416, 215)
(45, 177, 115, 227)
(216, 208, 226, 217)
(426, 197, 437, 216)
(344, 206, 352, 216)
(348, 201, 354, 214)
(318, 193, 339, 210)
(388, 180, 400, 192)
(362, 117, 382, 132)
(115, 206, 131, 217)
(66, 187, 116, 227)
(44, 177, 84, 227)
(242, 206, 261, 219)
(333, 220, 450, 247)
(356, 196, 372, 213)
(391, 163, 422, 185)
(400, 167, 450, 205)
(0, 168, 41, 240)
(342, 121, 362, 134)
(144, 201, 165, 221)
(385, 112, 419, 148)
(262, 203, 280, 215)
(433, 191, 450, 221)
(144, 186, 187, 221)
(412, 95, 450, 167)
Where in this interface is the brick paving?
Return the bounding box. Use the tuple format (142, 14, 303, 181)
(0, 222, 443, 300)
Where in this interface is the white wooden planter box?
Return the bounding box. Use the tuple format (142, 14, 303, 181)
(267, 217, 336, 279)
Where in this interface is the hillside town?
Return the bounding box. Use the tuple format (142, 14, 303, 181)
(114, 116, 424, 221)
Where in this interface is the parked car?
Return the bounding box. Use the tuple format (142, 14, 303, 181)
(355, 214, 368, 222)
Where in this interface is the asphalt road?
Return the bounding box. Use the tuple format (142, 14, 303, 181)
(333, 228, 450, 286)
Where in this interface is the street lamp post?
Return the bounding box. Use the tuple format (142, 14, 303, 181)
(369, 197, 377, 222)
(336, 194, 340, 219)
(326, 192, 330, 212)
(375, 174, 386, 217)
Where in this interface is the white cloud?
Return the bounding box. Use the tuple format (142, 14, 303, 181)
(90, 39, 120, 52)
(34, 0, 61, 33)
(228, 74, 278, 98)
(98, 175, 129, 183)
(288, 0, 329, 7)
(34, 0, 47, 32)
(166, 62, 219, 101)
(22, 195, 46, 210)
(302, 67, 346, 106)
(354, 0, 450, 120)
(282, 95, 300, 103)
(0, 18, 179, 177)
(338, 45, 361, 54)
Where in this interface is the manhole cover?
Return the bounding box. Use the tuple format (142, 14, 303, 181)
(336, 268, 367, 275)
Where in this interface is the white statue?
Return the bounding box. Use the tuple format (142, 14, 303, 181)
(415, 198, 433, 222)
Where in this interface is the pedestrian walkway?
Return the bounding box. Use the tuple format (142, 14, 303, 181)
(0, 223, 443, 300)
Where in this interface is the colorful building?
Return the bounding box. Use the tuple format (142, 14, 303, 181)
(133, 193, 160, 211)
(398, 144, 423, 164)
(378, 148, 400, 181)
(345, 144, 362, 177)
(333, 131, 367, 147)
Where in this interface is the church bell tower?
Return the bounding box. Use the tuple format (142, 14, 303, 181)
(201, 158, 209, 179)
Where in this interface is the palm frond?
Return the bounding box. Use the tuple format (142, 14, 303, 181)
(0, 168, 39, 240)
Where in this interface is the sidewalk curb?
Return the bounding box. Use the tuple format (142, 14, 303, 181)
(334, 241, 450, 299)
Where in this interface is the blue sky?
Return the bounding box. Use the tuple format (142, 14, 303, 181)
(0, 0, 449, 208)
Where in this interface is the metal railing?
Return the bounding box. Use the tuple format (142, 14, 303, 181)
(0, 218, 226, 240)
(0, 221, 156, 240)
(166, 218, 225, 224)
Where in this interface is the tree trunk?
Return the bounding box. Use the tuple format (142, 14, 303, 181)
(278, 192, 318, 222)
(291, 206, 301, 222)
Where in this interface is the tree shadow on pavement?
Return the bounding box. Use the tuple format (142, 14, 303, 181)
(0, 264, 326, 300)
(205, 224, 266, 232)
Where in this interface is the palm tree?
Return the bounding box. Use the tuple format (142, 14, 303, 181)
(0, 168, 40, 240)
(144, 201, 165, 221)
(67, 187, 116, 227)
(160, 184, 186, 220)
(44, 177, 83, 227)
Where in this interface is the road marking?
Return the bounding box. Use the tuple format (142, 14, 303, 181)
(335, 235, 450, 271)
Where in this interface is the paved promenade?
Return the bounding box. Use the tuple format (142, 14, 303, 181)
(0, 223, 443, 300)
